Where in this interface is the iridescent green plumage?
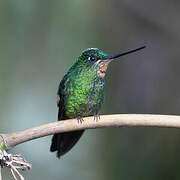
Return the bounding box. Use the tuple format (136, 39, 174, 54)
(60, 49, 109, 118)
(50, 46, 146, 158)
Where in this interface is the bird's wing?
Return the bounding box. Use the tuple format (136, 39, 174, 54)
(57, 73, 70, 120)
(50, 72, 84, 158)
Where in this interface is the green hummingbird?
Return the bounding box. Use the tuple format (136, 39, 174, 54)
(50, 46, 145, 158)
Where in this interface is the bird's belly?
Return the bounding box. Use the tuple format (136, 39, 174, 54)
(65, 88, 104, 118)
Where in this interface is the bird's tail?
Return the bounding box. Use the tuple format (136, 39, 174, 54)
(50, 130, 84, 158)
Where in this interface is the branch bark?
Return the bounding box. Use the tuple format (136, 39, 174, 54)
(2, 114, 180, 150)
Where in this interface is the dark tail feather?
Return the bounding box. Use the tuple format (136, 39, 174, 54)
(50, 130, 84, 158)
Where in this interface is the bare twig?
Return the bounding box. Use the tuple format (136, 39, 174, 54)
(1, 114, 180, 150)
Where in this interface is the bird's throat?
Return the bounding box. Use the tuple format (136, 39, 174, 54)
(97, 61, 111, 78)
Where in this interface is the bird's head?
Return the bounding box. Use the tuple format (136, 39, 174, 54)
(75, 46, 145, 78)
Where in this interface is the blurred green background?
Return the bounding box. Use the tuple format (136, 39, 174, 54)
(0, 0, 180, 179)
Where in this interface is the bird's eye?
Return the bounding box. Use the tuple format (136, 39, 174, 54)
(88, 56, 97, 61)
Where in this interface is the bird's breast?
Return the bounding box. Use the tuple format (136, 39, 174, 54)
(64, 74, 104, 118)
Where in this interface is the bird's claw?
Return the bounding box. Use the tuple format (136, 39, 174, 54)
(77, 116, 84, 124)
(94, 114, 100, 122)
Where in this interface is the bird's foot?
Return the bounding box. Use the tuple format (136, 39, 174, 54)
(94, 114, 100, 122)
(77, 116, 84, 124)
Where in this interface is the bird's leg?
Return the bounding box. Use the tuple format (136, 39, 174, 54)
(94, 114, 100, 122)
(77, 116, 84, 124)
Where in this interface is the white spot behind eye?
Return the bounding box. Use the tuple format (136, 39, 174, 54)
(96, 60, 101, 64)
(88, 57, 91, 61)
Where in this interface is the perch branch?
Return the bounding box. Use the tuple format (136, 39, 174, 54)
(2, 114, 180, 149)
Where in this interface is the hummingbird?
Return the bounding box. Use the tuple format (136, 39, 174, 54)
(50, 46, 146, 158)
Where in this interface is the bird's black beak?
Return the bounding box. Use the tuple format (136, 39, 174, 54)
(108, 46, 146, 60)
